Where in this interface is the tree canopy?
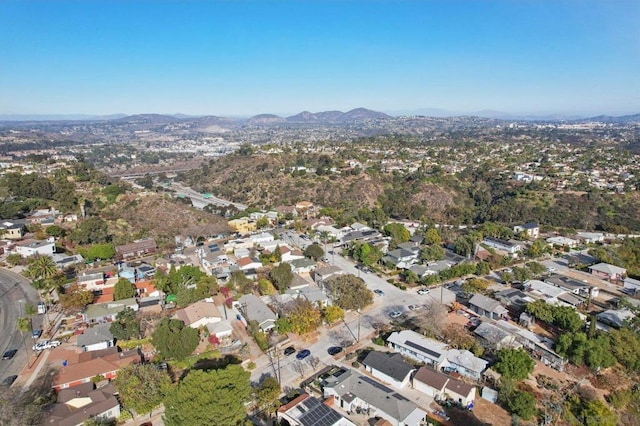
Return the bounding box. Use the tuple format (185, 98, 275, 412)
(284, 298, 322, 335)
(152, 318, 199, 361)
(109, 308, 141, 341)
(114, 363, 171, 415)
(494, 348, 535, 381)
(325, 274, 373, 311)
(163, 366, 251, 426)
(113, 278, 136, 301)
(303, 243, 324, 260)
(269, 263, 293, 293)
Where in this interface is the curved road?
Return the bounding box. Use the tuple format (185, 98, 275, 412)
(0, 268, 39, 382)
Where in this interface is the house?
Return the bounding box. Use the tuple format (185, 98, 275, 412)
(206, 320, 234, 341)
(275, 205, 298, 218)
(494, 288, 534, 310)
(52, 253, 84, 270)
(0, 220, 25, 240)
(174, 300, 222, 329)
(322, 368, 428, 426)
(236, 256, 263, 271)
(589, 263, 626, 281)
(482, 237, 522, 254)
(597, 309, 635, 329)
(473, 322, 516, 351)
(82, 298, 138, 324)
(386, 330, 448, 367)
(545, 274, 597, 298)
(251, 232, 275, 245)
(314, 265, 344, 285)
(623, 277, 640, 294)
(227, 218, 257, 234)
(237, 294, 277, 332)
(53, 348, 141, 390)
(77, 272, 106, 291)
(413, 367, 476, 407)
(296, 285, 331, 307)
(15, 239, 56, 258)
(76, 324, 114, 353)
(468, 294, 508, 320)
(443, 349, 488, 381)
(114, 238, 157, 260)
(362, 351, 416, 389)
(44, 383, 121, 426)
(289, 258, 316, 274)
(381, 248, 419, 269)
(546, 236, 579, 248)
(576, 232, 605, 243)
(277, 393, 355, 426)
(513, 223, 539, 239)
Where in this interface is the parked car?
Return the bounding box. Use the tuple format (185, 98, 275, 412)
(417, 287, 431, 295)
(327, 346, 343, 356)
(1, 375, 18, 387)
(373, 289, 385, 296)
(389, 311, 402, 319)
(408, 304, 421, 311)
(32, 329, 42, 339)
(2, 349, 17, 360)
(283, 346, 296, 356)
(32, 340, 61, 351)
(296, 349, 311, 360)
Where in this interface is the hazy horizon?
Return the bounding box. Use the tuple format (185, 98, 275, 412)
(1, 0, 638, 117)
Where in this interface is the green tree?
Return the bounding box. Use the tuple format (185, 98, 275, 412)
(270, 263, 293, 293)
(421, 245, 445, 262)
(506, 389, 536, 420)
(494, 348, 535, 381)
(6, 253, 23, 266)
(581, 399, 619, 426)
(80, 243, 116, 261)
(525, 239, 548, 258)
(304, 243, 324, 260)
(254, 375, 281, 416)
(109, 308, 141, 341)
(163, 366, 251, 426)
(323, 305, 345, 324)
(113, 278, 135, 301)
(258, 278, 276, 295)
(325, 274, 373, 311)
(71, 216, 111, 245)
(423, 228, 442, 245)
(383, 223, 410, 247)
(45, 225, 65, 237)
(553, 306, 583, 332)
(525, 300, 555, 323)
(152, 318, 199, 361)
(114, 363, 171, 416)
(461, 277, 489, 294)
(527, 261, 547, 275)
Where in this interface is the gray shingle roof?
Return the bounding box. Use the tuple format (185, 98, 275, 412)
(362, 351, 416, 381)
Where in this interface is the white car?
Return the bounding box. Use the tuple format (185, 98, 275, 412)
(32, 340, 61, 351)
(417, 287, 431, 295)
(389, 311, 403, 319)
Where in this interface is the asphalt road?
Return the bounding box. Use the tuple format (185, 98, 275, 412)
(0, 268, 40, 384)
(169, 182, 248, 211)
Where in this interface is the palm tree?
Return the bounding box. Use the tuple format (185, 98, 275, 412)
(25, 255, 58, 281)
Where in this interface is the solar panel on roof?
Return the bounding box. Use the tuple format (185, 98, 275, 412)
(298, 397, 343, 426)
(359, 375, 394, 393)
(404, 340, 442, 358)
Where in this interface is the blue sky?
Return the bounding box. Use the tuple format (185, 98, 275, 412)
(1, 0, 638, 116)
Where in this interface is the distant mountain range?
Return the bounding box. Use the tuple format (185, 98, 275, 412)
(0, 108, 637, 124)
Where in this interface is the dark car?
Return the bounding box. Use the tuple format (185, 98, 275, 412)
(283, 346, 296, 356)
(327, 346, 343, 356)
(32, 329, 42, 339)
(296, 349, 311, 360)
(2, 349, 17, 360)
(1, 375, 18, 387)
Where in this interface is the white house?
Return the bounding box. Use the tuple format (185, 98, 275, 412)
(174, 300, 222, 329)
(443, 349, 488, 381)
(513, 223, 539, 239)
(15, 239, 55, 258)
(387, 330, 448, 367)
(546, 236, 579, 248)
(362, 351, 416, 389)
(76, 324, 114, 353)
(413, 367, 476, 407)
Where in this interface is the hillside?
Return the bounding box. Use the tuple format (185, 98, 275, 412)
(102, 192, 230, 246)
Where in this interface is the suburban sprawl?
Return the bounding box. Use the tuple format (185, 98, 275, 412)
(1, 110, 640, 426)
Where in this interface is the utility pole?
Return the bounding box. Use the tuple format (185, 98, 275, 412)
(357, 309, 361, 342)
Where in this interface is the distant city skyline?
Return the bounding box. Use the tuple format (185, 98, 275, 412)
(1, 0, 638, 116)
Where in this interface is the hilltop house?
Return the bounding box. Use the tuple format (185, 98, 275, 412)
(15, 239, 55, 258)
(513, 223, 539, 239)
(115, 238, 156, 260)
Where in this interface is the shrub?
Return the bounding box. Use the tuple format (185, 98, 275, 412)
(351, 361, 360, 368)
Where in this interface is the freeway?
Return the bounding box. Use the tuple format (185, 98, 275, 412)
(169, 182, 247, 211)
(0, 268, 40, 384)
